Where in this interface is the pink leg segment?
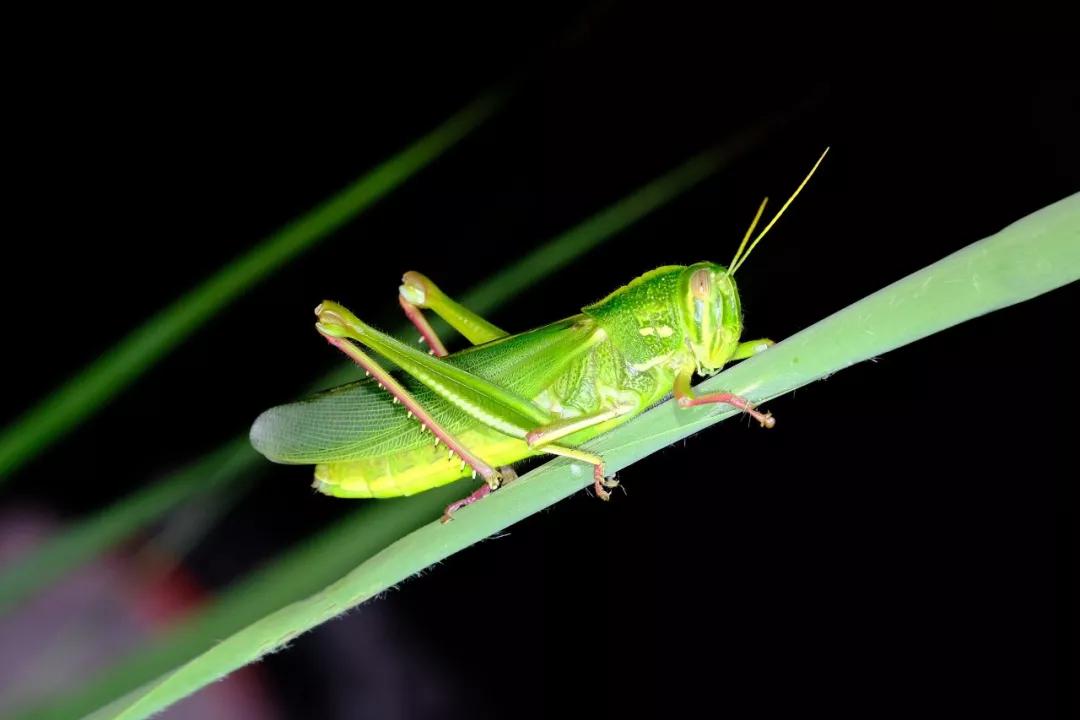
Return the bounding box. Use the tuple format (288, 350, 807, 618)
(319, 333, 501, 484)
(398, 295, 448, 357)
(593, 463, 612, 501)
(676, 391, 775, 428)
(441, 483, 492, 523)
(673, 369, 775, 428)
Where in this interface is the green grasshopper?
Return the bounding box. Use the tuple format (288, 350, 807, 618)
(251, 149, 827, 522)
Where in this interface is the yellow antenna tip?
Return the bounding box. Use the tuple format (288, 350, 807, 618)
(729, 147, 830, 275)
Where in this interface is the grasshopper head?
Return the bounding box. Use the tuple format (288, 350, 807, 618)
(674, 148, 829, 374)
(677, 262, 743, 375)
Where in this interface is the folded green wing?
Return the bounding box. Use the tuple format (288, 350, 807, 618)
(250, 314, 601, 464)
(250, 377, 427, 463)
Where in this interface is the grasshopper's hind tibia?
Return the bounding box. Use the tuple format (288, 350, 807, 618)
(398, 293, 449, 356)
(440, 464, 519, 522)
(398, 271, 508, 355)
(316, 300, 559, 523)
(315, 305, 505, 498)
(441, 482, 494, 522)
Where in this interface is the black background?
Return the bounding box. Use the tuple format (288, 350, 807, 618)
(2, 6, 1075, 719)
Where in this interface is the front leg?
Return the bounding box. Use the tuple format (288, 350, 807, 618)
(731, 337, 774, 360)
(673, 366, 775, 428)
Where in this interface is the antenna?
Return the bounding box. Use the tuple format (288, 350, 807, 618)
(729, 147, 830, 276)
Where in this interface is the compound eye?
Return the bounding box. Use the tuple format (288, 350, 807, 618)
(690, 269, 711, 300)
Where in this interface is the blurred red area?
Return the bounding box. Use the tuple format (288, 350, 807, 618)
(0, 508, 281, 718)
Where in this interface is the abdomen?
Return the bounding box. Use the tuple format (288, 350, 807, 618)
(313, 425, 538, 498)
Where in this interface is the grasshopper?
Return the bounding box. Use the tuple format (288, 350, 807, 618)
(250, 149, 827, 522)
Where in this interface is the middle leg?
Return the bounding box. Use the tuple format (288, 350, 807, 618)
(542, 444, 619, 500)
(525, 405, 636, 500)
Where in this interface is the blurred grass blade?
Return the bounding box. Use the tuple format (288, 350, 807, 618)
(71, 192, 1080, 720)
(0, 92, 504, 481)
(0, 439, 252, 613)
(30, 483, 472, 720)
(457, 124, 772, 306)
(0, 128, 770, 613)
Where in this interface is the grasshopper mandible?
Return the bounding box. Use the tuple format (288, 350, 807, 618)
(251, 149, 828, 522)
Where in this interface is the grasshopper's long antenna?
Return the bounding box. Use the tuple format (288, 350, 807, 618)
(729, 146, 830, 276)
(729, 197, 769, 271)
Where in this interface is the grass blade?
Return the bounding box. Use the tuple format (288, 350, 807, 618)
(20, 483, 471, 720)
(81, 191, 1079, 720)
(0, 92, 504, 481)
(0, 129, 769, 613)
(0, 439, 251, 613)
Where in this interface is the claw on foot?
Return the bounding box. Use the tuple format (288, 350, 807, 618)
(498, 466, 519, 486)
(677, 389, 775, 429)
(441, 481, 493, 523)
(593, 465, 614, 501)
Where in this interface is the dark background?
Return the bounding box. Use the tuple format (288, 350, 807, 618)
(2, 6, 1075, 719)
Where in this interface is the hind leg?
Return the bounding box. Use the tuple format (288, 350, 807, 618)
(398, 271, 508, 355)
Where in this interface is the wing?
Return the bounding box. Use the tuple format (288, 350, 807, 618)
(250, 314, 601, 464)
(441, 314, 602, 397)
(250, 376, 431, 464)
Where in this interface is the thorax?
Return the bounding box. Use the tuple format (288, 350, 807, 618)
(532, 268, 695, 419)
